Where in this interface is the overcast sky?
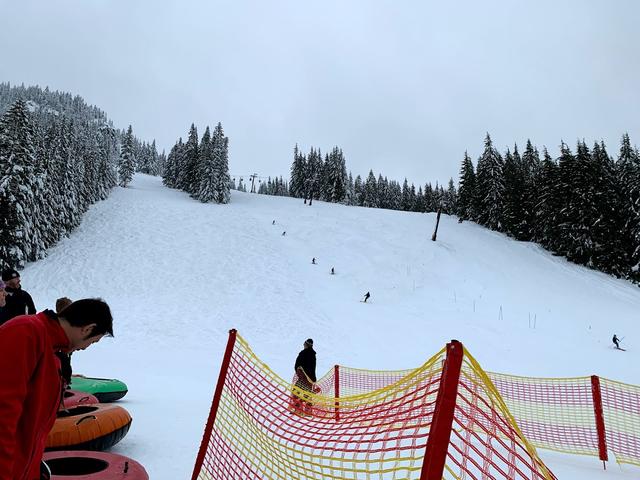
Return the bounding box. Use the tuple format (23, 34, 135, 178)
(1, 0, 639, 185)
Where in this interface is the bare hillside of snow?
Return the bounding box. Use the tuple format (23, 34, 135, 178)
(23, 174, 640, 479)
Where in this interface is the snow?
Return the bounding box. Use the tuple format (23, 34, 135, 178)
(22, 174, 640, 479)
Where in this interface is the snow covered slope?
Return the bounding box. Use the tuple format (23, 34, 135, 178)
(23, 174, 640, 479)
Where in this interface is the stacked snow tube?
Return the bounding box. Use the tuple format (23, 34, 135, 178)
(43, 451, 148, 479)
(46, 405, 132, 451)
(70, 376, 128, 403)
(61, 390, 99, 410)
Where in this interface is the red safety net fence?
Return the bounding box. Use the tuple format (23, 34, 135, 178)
(319, 368, 640, 470)
(192, 331, 555, 480)
(485, 373, 640, 468)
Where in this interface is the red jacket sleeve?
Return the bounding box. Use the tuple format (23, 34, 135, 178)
(0, 322, 40, 479)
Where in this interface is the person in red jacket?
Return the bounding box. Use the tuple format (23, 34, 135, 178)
(0, 298, 113, 480)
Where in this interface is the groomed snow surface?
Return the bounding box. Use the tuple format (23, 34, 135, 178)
(24, 174, 640, 479)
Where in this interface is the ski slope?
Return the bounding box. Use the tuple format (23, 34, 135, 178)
(22, 174, 640, 479)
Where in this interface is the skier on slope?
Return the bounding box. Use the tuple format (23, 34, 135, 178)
(363, 291, 371, 303)
(612, 334, 622, 350)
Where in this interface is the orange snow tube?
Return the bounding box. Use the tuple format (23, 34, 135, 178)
(46, 404, 132, 451)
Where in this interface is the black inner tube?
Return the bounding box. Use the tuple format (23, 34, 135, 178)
(46, 457, 110, 475)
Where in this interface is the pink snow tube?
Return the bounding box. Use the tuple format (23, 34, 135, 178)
(60, 390, 99, 410)
(43, 451, 148, 479)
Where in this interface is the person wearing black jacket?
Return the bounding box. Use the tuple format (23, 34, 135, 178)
(1, 269, 36, 325)
(295, 338, 316, 383)
(293, 339, 316, 415)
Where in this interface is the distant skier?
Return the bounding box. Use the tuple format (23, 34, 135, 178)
(363, 291, 370, 303)
(312, 257, 316, 265)
(272, 220, 276, 225)
(282, 231, 286, 236)
(612, 334, 624, 350)
(331, 267, 335, 275)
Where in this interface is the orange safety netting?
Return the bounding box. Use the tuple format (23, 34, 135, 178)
(192, 332, 555, 480)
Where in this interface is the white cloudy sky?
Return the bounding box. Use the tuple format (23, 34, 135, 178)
(1, 0, 639, 185)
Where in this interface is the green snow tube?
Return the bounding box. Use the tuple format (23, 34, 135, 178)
(70, 376, 128, 403)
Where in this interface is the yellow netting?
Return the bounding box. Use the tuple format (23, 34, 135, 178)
(193, 335, 556, 479)
(600, 378, 640, 467)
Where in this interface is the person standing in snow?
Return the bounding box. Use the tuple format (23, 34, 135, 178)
(295, 338, 316, 384)
(0, 298, 113, 480)
(293, 339, 316, 414)
(363, 291, 371, 303)
(331, 267, 335, 275)
(312, 258, 316, 265)
(1, 268, 36, 326)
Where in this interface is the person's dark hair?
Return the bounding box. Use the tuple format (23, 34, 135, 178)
(59, 298, 114, 337)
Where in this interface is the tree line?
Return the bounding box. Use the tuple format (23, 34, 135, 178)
(249, 144, 458, 214)
(162, 123, 231, 204)
(0, 83, 160, 269)
(458, 133, 640, 282)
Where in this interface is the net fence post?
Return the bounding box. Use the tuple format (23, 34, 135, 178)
(590, 375, 608, 469)
(334, 364, 340, 421)
(420, 339, 464, 480)
(191, 329, 238, 480)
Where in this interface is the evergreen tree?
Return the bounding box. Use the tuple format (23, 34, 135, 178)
(617, 133, 640, 279)
(502, 147, 527, 238)
(345, 172, 355, 205)
(118, 125, 135, 187)
(289, 144, 306, 198)
(475, 133, 504, 230)
(413, 185, 423, 212)
(443, 178, 457, 215)
(590, 141, 627, 275)
(401, 178, 411, 211)
(457, 151, 476, 221)
(555, 141, 585, 259)
(377, 175, 388, 209)
(211, 122, 230, 204)
(534, 148, 560, 247)
(363, 170, 378, 207)
(354, 175, 364, 206)
(304, 147, 322, 203)
(521, 140, 541, 239)
(389, 180, 402, 210)
(424, 183, 435, 212)
(326, 147, 347, 202)
(180, 124, 199, 194)
(196, 126, 216, 202)
(0, 99, 39, 268)
(163, 140, 180, 188)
